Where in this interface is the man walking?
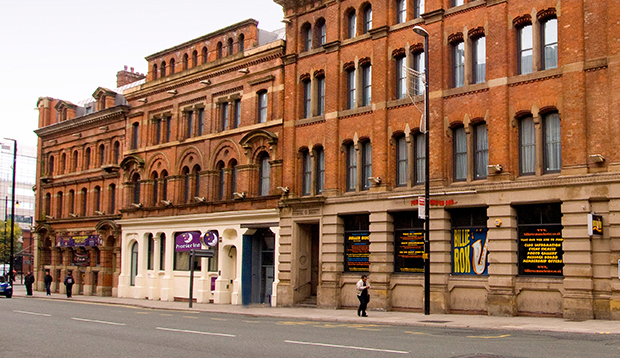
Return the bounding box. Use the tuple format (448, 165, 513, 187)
(64, 272, 74, 298)
(24, 271, 35, 296)
(356, 274, 371, 317)
(44, 271, 53, 295)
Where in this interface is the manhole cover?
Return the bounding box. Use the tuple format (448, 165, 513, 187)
(419, 320, 452, 324)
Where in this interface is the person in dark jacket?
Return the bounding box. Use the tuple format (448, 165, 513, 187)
(44, 271, 53, 296)
(64, 272, 74, 298)
(24, 271, 35, 296)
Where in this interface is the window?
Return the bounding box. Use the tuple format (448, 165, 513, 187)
(170, 58, 175, 74)
(472, 36, 486, 84)
(451, 207, 489, 275)
(395, 56, 407, 99)
(414, 132, 426, 184)
(68, 190, 75, 215)
(84, 149, 90, 169)
(316, 76, 325, 116)
(152, 64, 158, 80)
(452, 0, 464, 6)
(396, 135, 408, 187)
(147, 234, 154, 270)
(217, 42, 223, 59)
(45, 193, 51, 216)
(454, 127, 467, 181)
(151, 172, 159, 206)
(303, 80, 312, 118)
(182, 167, 190, 203)
(132, 173, 141, 204)
(543, 112, 561, 173)
(131, 122, 139, 150)
(218, 162, 226, 200)
(56, 191, 63, 218)
(302, 150, 311, 196)
(182, 53, 188, 70)
(542, 18, 558, 70)
(518, 24, 533, 75)
(343, 214, 370, 272)
(197, 108, 204, 136)
(396, 0, 407, 24)
(393, 211, 425, 273)
(519, 116, 536, 175)
(49, 155, 55, 175)
(453, 41, 465, 88)
(81, 188, 88, 216)
(193, 165, 201, 198)
(361, 141, 372, 190)
(259, 153, 270, 196)
(192, 50, 198, 67)
(94, 186, 101, 212)
(516, 203, 563, 276)
(316, 20, 326, 46)
(474, 123, 488, 179)
(347, 11, 357, 38)
(414, 0, 425, 18)
(108, 184, 116, 214)
(61, 153, 66, 174)
(362, 5, 372, 34)
(258, 91, 268, 123)
(202, 47, 208, 64)
(346, 143, 356, 191)
(159, 234, 166, 270)
(316, 147, 325, 194)
(238, 34, 245, 52)
(303, 24, 312, 51)
(230, 160, 237, 199)
(113, 141, 120, 164)
(221, 102, 229, 131)
(72, 151, 78, 172)
(186, 110, 193, 138)
(362, 64, 372, 106)
(98, 144, 105, 166)
(347, 68, 356, 109)
(130, 242, 138, 286)
(227, 38, 234, 56)
(161, 171, 168, 201)
(232, 99, 241, 129)
(160, 61, 166, 77)
(165, 116, 172, 142)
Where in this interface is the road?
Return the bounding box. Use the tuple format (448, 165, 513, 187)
(1, 297, 620, 357)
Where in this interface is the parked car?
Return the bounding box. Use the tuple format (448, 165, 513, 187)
(0, 276, 12, 298)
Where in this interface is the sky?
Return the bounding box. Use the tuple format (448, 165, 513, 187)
(0, 0, 285, 148)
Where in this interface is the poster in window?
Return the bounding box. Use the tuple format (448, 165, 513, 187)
(519, 225, 563, 276)
(395, 230, 425, 273)
(452, 228, 489, 275)
(345, 232, 370, 272)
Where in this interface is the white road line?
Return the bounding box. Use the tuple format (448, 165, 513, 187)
(71, 317, 126, 326)
(285, 340, 409, 354)
(14, 310, 51, 317)
(156, 327, 236, 337)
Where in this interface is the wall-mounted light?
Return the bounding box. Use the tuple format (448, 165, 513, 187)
(238, 68, 249, 74)
(488, 164, 503, 173)
(138, 98, 148, 103)
(233, 192, 246, 199)
(161, 200, 172, 206)
(167, 89, 178, 95)
(45, 215, 55, 220)
(131, 203, 143, 208)
(72, 133, 82, 138)
(95, 211, 105, 215)
(194, 196, 206, 203)
(69, 213, 78, 218)
(367, 177, 382, 185)
(200, 79, 212, 85)
(589, 154, 605, 163)
(98, 126, 109, 132)
(276, 186, 289, 194)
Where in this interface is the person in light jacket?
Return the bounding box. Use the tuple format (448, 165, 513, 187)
(356, 274, 370, 317)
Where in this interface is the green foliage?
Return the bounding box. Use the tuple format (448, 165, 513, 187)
(0, 220, 23, 264)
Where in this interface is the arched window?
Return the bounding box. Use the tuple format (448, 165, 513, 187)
(347, 10, 357, 39)
(56, 191, 63, 218)
(193, 165, 201, 198)
(94, 186, 101, 212)
(60, 153, 66, 174)
(108, 184, 116, 214)
(147, 233, 154, 270)
(151, 172, 159, 206)
(130, 242, 138, 286)
(257, 90, 268, 123)
(170, 58, 175, 74)
(202, 46, 208, 64)
(315, 19, 326, 46)
(161, 170, 168, 201)
(258, 153, 271, 196)
(414, 132, 426, 184)
(543, 112, 561, 173)
(159, 233, 166, 270)
(217, 161, 226, 200)
(113, 141, 120, 164)
(395, 135, 408, 187)
(217, 42, 223, 59)
(227, 38, 234, 56)
(346, 142, 356, 191)
(68, 189, 75, 215)
(182, 53, 188, 70)
(362, 5, 372, 33)
(361, 141, 372, 191)
(302, 23, 312, 51)
(48, 155, 55, 175)
(152, 64, 158, 80)
(396, 0, 407, 23)
(229, 159, 237, 199)
(45, 193, 51, 216)
(98, 144, 105, 166)
(315, 147, 325, 194)
(182, 166, 190, 203)
(80, 188, 88, 216)
(192, 50, 198, 67)
(84, 148, 90, 169)
(131, 122, 139, 150)
(238, 34, 245, 52)
(72, 150, 78, 172)
(132, 173, 141, 204)
(160, 61, 166, 77)
(302, 150, 311, 196)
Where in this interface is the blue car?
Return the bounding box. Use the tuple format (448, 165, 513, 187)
(0, 276, 12, 298)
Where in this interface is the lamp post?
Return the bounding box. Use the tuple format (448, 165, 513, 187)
(412, 26, 430, 316)
(4, 138, 16, 283)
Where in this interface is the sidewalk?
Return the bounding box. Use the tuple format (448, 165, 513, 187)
(12, 284, 620, 335)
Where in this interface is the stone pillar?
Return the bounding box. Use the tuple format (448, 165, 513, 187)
(430, 207, 451, 314)
(487, 204, 518, 316)
(369, 211, 393, 311)
(318, 213, 343, 308)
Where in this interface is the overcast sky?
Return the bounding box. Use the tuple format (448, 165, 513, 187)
(0, 0, 285, 148)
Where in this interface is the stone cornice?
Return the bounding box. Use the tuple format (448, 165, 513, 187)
(35, 106, 129, 138)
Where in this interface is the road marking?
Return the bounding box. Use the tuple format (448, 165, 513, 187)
(405, 331, 432, 336)
(243, 320, 260, 324)
(72, 317, 126, 326)
(285, 340, 409, 354)
(210, 317, 228, 321)
(183, 316, 198, 319)
(160, 314, 173, 316)
(136, 312, 149, 315)
(156, 327, 236, 337)
(466, 334, 511, 339)
(14, 310, 51, 317)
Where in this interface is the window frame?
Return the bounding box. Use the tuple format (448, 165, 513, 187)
(453, 126, 467, 182)
(361, 141, 372, 191)
(414, 132, 426, 185)
(542, 18, 558, 70)
(258, 91, 268, 123)
(519, 116, 536, 175)
(346, 143, 357, 191)
(543, 112, 561, 173)
(347, 68, 356, 109)
(518, 24, 534, 75)
(473, 123, 489, 180)
(362, 64, 372, 106)
(453, 41, 465, 88)
(472, 35, 486, 84)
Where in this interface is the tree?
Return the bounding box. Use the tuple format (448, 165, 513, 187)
(0, 220, 23, 266)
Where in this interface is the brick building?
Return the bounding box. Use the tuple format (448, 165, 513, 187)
(34, 67, 145, 296)
(274, 0, 620, 320)
(116, 20, 286, 305)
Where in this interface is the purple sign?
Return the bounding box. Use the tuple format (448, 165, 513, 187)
(203, 231, 219, 247)
(57, 235, 101, 247)
(175, 231, 202, 251)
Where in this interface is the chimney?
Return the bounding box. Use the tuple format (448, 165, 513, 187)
(116, 65, 146, 87)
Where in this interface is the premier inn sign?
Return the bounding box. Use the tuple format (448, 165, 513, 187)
(175, 231, 202, 251)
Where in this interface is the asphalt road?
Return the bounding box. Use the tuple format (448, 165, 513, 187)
(1, 297, 620, 358)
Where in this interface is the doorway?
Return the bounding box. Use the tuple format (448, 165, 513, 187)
(241, 228, 275, 305)
(296, 223, 320, 305)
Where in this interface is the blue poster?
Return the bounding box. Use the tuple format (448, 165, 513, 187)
(452, 228, 488, 275)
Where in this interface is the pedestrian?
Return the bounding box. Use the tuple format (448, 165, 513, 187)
(24, 271, 35, 296)
(44, 271, 53, 296)
(64, 272, 74, 298)
(356, 274, 371, 317)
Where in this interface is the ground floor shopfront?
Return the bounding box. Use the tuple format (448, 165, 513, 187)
(276, 174, 620, 320)
(117, 209, 280, 306)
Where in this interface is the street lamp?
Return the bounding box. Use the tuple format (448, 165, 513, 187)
(4, 138, 16, 283)
(412, 26, 430, 316)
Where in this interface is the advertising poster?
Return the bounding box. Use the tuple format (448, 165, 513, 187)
(519, 225, 563, 276)
(57, 235, 101, 247)
(395, 230, 425, 273)
(175, 231, 202, 251)
(452, 228, 489, 275)
(345, 232, 370, 272)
